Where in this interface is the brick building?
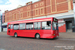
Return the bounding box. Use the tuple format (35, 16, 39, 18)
(2, 0, 74, 32)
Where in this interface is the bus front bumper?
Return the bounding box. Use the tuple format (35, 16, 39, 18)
(50, 35, 59, 39)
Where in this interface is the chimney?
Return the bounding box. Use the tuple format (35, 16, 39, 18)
(5, 10, 8, 13)
(26, 1, 32, 5)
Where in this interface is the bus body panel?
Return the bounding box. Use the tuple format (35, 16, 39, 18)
(7, 17, 59, 39)
(7, 29, 59, 39)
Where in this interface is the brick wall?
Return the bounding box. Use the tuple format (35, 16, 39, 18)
(5, 0, 73, 22)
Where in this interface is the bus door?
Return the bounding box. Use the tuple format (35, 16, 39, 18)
(10, 25, 14, 35)
(8, 25, 13, 35)
(8, 25, 11, 35)
(52, 22, 59, 35)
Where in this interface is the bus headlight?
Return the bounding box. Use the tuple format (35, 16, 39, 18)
(52, 34, 55, 36)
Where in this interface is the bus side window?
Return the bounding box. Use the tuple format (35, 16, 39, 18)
(38, 22, 41, 29)
(14, 24, 19, 30)
(42, 21, 51, 30)
(11, 25, 13, 29)
(8, 25, 10, 29)
(34, 22, 38, 29)
(19, 23, 25, 30)
(34, 22, 41, 30)
(42, 22, 46, 29)
(26, 23, 33, 30)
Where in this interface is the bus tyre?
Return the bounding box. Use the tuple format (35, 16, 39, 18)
(14, 33, 18, 38)
(35, 34, 40, 39)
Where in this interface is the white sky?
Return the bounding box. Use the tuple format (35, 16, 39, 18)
(0, 0, 38, 13)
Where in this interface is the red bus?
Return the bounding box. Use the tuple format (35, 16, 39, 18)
(7, 17, 59, 39)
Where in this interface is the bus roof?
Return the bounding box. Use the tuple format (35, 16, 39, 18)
(8, 17, 54, 24)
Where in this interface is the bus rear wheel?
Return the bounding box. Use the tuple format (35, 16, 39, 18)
(14, 33, 18, 38)
(35, 34, 40, 39)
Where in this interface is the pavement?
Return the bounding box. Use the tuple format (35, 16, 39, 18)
(59, 32, 75, 39)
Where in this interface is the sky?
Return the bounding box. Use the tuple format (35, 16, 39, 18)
(0, 0, 38, 13)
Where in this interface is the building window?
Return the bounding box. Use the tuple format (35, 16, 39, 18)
(20, 8, 23, 11)
(21, 13, 23, 19)
(10, 15, 12, 21)
(26, 23, 33, 30)
(27, 11, 30, 17)
(27, 6, 30, 9)
(35, 9, 39, 16)
(35, 4, 38, 8)
(13, 14, 15, 20)
(16, 14, 18, 20)
(36, 10, 38, 15)
(42, 21, 51, 29)
(40, 8, 44, 15)
(8, 17, 10, 21)
(7, 17, 9, 21)
(34, 22, 41, 29)
(14, 14, 16, 19)
(40, 2, 44, 6)
(19, 23, 25, 30)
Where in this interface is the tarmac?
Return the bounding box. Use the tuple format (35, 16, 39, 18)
(1, 32, 75, 39)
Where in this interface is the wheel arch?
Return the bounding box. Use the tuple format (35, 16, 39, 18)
(35, 33, 40, 38)
(14, 32, 17, 35)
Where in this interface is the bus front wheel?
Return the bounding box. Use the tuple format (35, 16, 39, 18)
(35, 34, 40, 39)
(14, 33, 18, 38)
